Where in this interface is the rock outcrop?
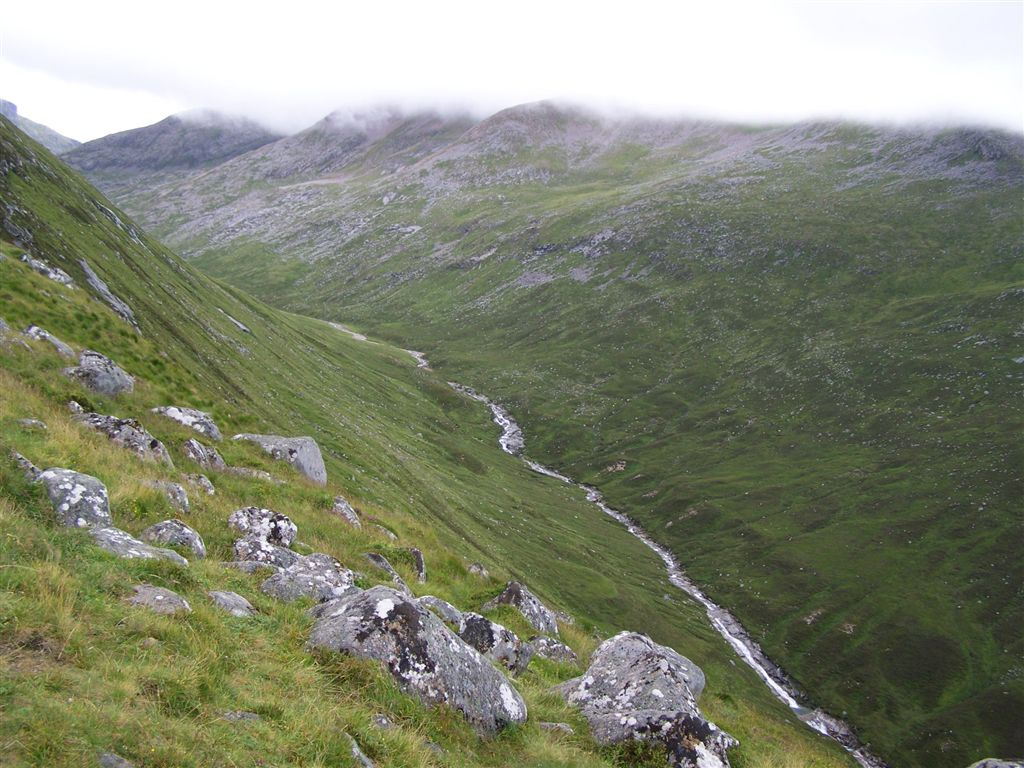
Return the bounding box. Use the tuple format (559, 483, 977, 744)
(208, 590, 256, 617)
(75, 411, 173, 465)
(330, 494, 361, 528)
(147, 480, 190, 513)
(183, 438, 226, 470)
(63, 350, 134, 396)
(92, 527, 188, 565)
(186, 473, 216, 495)
(232, 433, 327, 485)
(79, 259, 138, 331)
(308, 586, 528, 736)
(408, 547, 427, 583)
(364, 552, 411, 595)
(419, 595, 463, 626)
(228, 507, 297, 547)
(557, 632, 730, 768)
(126, 584, 191, 614)
(458, 612, 533, 676)
(151, 406, 223, 441)
(233, 535, 300, 569)
(483, 581, 558, 636)
(140, 519, 206, 558)
(37, 467, 112, 528)
(530, 635, 579, 664)
(23, 324, 74, 358)
(260, 553, 356, 603)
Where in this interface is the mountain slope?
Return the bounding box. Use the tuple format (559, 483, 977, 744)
(0, 117, 857, 766)
(83, 103, 1024, 767)
(0, 99, 80, 154)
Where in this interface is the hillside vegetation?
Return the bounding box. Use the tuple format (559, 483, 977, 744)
(0, 118, 858, 766)
(71, 102, 1024, 767)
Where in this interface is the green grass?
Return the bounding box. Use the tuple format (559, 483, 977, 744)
(0, 119, 856, 766)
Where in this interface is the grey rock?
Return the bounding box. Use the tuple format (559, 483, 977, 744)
(228, 507, 297, 547)
(75, 411, 173, 465)
(23, 324, 74, 358)
(126, 584, 191, 614)
(557, 631, 730, 768)
(260, 553, 356, 603)
(151, 406, 223, 441)
(373, 524, 398, 541)
(17, 418, 47, 430)
(183, 438, 226, 470)
(530, 635, 579, 664)
(330, 494, 361, 528)
(371, 714, 394, 729)
(97, 752, 134, 768)
(419, 595, 464, 626)
(140, 519, 205, 558)
(539, 722, 575, 734)
(208, 590, 256, 617)
(67, 399, 85, 414)
(63, 349, 134, 396)
(232, 433, 327, 486)
(221, 710, 261, 722)
(555, 610, 576, 626)
(364, 552, 411, 595)
(468, 562, 489, 579)
(232, 534, 300, 569)
(37, 467, 112, 527)
(459, 612, 534, 676)
(308, 586, 528, 736)
(21, 254, 75, 286)
(92, 527, 189, 566)
(12, 451, 41, 481)
(186, 473, 216, 495)
(79, 259, 138, 331)
(146, 481, 190, 513)
(483, 581, 559, 636)
(967, 762, 1024, 768)
(347, 734, 375, 768)
(222, 559, 282, 574)
(408, 547, 427, 583)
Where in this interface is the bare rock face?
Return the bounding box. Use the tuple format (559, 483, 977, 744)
(37, 467, 112, 528)
(92, 527, 189, 566)
(23, 324, 74, 358)
(63, 349, 134, 396)
(151, 406, 223, 441)
(183, 438, 226, 470)
(419, 595, 463, 626)
(21, 253, 74, 286)
(308, 586, 528, 736)
(140, 519, 205, 558)
(208, 590, 256, 617)
(79, 259, 138, 331)
(260, 553, 356, 603)
(126, 584, 191, 615)
(232, 433, 327, 486)
(330, 495, 361, 528)
(228, 507, 297, 547)
(483, 581, 558, 636)
(75, 411, 173, 465)
(557, 631, 731, 768)
(530, 635, 579, 664)
(458, 612, 534, 676)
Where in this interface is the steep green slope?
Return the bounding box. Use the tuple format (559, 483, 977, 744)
(0, 118, 856, 766)
(91, 104, 1024, 766)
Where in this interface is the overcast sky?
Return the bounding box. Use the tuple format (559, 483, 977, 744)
(1, 0, 1021, 142)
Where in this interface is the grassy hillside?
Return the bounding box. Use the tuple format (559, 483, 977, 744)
(86, 105, 1024, 766)
(0, 119, 857, 766)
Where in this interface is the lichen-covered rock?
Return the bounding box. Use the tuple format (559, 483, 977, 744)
(483, 581, 559, 636)
(419, 595, 463, 626)
(97, 751, 134, 768)
(208, 590, 256, 617)
(232, 534, 300, 569)
(75, 411, 173, 465)
(183, 438, 226, 470)
(20, 254, 74, 286)
(151, 406, 222, 441)
(557, 632, 730, 768)
(17, 418, 47, 430)
(140, 519, 205, 558)
(260, 553, 356, 603)
(330, 495, 361, 528)
(232, 433, 327, 486)
(530, 635, 579, 664)
(373, 524, 398, 541)
(186, 473, 216, 495)
(63, 350, 134, 396)
(228, 507, 297, 547)
(364, 552, 411, 595)
(37, 467, 112, 527)
(221, 710, 261, 722)
(459, 612, 534, 676)
(468, 562, 489, 579)
(23, 324, 74, 358)
(92, 527, 188, 566)
(967, 761, 1024, 768)
(308, 586, 528, 736)
(12, 451, 41, 481)
(146, 480, 190, 513)
(79, 259, 138, 331)
(126, 584, 191, 614)
(408, 547, 427, 583)
(347, 735, 375, 768)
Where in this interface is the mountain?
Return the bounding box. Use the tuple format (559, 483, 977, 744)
(0, 99, 80, 154)
(76, 102, 1024, 767)
(0, 117, 862, 766)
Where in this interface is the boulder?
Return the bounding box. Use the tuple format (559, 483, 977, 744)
(539, 722, 575, 734)
(37, 467, 112, 527)
(146, 481, 190, 513)
(92, 527, 188, 566)
(557, 632, 730, 768)
(232, 534, 300, 569)
(459, 612, 534, 676)
(530, 635, 579, 664)
(221, 710, 261, 722)
(140, 519, 205, 558)
(364, 552, 411, 595)
(12, 451, 41, 482)
(151, 406, 223, 441)
(126, 584, 190, 615)
(330, 495, 361, 528)
(183, 438, 226, 470)
(308, 586, 527, 736)
(373, 524, 398, 541)
(63, 350, 134, 396)
(75, 411, 173, 465)
(228, 507, 297, 547)
(17, 418, 48, 430)
(186, 473, 216, 495)
(419, 595, 464, 626)
(21, 253, 74, 286)
(483, 581, 558, 636)
(232, 433, 326, 486)
(407, 547, 427, 583)
(347, 735, 374, 768)
(260, 553, 356, 603)
(967, 762, 1024, 768)
(208, 591, 256, 617)
(23, 325, 74, 358)
(97, 752, 134, 768)
(468, 562, 489, 579)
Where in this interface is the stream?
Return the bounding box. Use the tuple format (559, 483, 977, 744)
(447, 380, 888, 768)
